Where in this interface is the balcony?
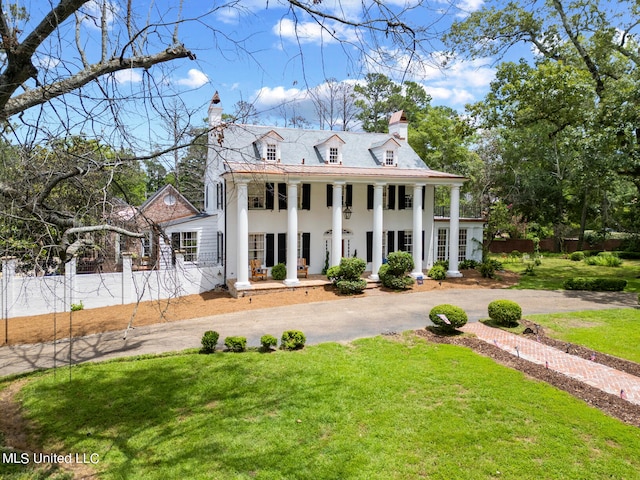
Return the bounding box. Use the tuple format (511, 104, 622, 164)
(434, 205, 484, 219)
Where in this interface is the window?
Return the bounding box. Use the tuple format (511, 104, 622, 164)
(437, 228, 448, 261)
(458, 229, 468, 262)
(172, 231, 198, 262)
(404, 192, 413, 209)
(329, 147, 339, 164)
(266, 143, 277, 162)
(385, 150, 395, 166)
(216, 231, 224, 265)
(248, 183, 265, 209)
(403, 232, 413, 255)
(141, 232, 152, 258)
(249, 234, 265, 264)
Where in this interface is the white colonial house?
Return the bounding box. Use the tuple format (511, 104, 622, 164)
(163, 94, 484, 292)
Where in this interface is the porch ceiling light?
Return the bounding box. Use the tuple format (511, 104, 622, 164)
(343, 205, 352, 220)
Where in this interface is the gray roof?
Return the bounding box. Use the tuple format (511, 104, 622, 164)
(219, 125, 431, 170)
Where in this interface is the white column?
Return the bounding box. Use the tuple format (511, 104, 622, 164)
(121, 253, 133, 304)
(236, 181, 251, 289)
(331, 182, 344, 267)
(370, 183, 384, 281)
(447, 184, 462, 277)
(411, 184, 424, 278)
(424, 185, 435, 269)
(284, 181, 300, 286)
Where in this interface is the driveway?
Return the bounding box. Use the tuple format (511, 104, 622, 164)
(0, 289, 636, 377)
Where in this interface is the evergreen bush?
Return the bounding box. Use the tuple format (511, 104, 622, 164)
(281, 330, 306, 350)
(488, 300, 522, 327)
(569, 251, 585, 261)
(260, 334, 278, 350)
(327, 257, 367, 294)
(428, 264, 447, 280)
(379, 251, 414, 290)
(429, 304, 468, 332)
(563, 278, 627, 292)
(271, 263, 286, 280)
(224, 336, 247, 352)
(201, 330, 219, 354)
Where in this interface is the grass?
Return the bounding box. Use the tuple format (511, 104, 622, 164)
(523, 308, 640, 363)
(5, 336, 640, 479)
(498, 254, 640, 291)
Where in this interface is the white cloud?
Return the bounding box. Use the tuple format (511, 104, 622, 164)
(252, 86, 305, 107)
(176, 69, 209, 88)
(114, 69, 142, 84)
(79, 0, 119, 30)
(274, 18, 358, 45)
(35, 56, 60, 69)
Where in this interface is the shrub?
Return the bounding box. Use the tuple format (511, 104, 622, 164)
(434, 259, 449, 270)
(617, 251, 640, 260)
(326, 265, 341, 284)
(260, 334, 278, 350)
(336, 279, 368, 295)
(70, 301, 84, 311)
(429, 304, 468, 332)
(271, 263, 286, 280)
(584, 253, 622, 267)
(379, 251, 414, 290)
(201, 330, 219, 354)
(224, 336, 247, 352)
(523, 262, 536, 276)
(458, 259, 479, 270)
(428, 264, 447, 280)
(488, 300, 522, 327)
(569, 251, 585, 261)
(339, 257, 367, 279)
(281, 330, 306, 350)
(479, 259, 503, 278)
(563, 278, 627, 292)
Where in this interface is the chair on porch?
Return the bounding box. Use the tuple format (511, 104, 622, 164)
(250, 259, 267, 281)
(297, 258, 309, 278)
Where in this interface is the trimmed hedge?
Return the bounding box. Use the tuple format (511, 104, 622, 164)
(569, 251, 585, 261)
(224, 336, 247, 352)
(201, 330, 219, 354)
(336, 278, 368, 295)
(563, 278, 627, 292)
(281, 330, 306, 350)
(429, 304, 468, 332)
(428, 264, 447, 280)
(260, 334, 278, 350)
(328, 257, 367, 294)
(271, 263, 286, 280)
(379, 251, 415, 290)
(488, 300, 522, 326)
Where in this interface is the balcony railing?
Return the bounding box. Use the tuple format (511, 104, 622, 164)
(434, 205, 484, 219)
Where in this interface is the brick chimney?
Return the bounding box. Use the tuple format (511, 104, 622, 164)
(388, 110, 408, 140)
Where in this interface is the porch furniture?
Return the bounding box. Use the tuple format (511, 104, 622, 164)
(297, 258, 309, 278)
(250, 259, 267, 281)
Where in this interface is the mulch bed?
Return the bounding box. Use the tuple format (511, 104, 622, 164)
(414, 325, 640, 428)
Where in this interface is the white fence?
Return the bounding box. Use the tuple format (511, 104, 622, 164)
(0, 253, 224, 319)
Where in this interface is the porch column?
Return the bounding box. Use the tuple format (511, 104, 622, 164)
(236, 181, 251, 289)
(424, 185, 435, 269)
(447, 184, 462, 277)
(370, 183, 384, 281)
(411, 183, 424, 278)
(284, 181, 300, 286)
(331, 182, 344, 267)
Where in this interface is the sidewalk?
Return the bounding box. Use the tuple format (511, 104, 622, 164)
(461, 322, 640, 406)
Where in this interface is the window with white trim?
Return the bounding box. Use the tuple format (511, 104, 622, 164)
(385, 149, 395, 166)
(172, 231, 198, 262)
(249, 234, 265, 264)
(458, 229, 468, 262)
(141, 232, 152, 258)
(248, 183, 265, 209)
(437, 228, 448, 261)
(329, 147, 339, 164)
(266, 143, 277, 162)
(404, 192, 413, 208)
(403, 232, 413, 255)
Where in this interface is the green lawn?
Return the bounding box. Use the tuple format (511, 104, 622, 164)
(5, 336, 640, 480)
(499, 254, 640, 291)
(523, 308, 640, 363)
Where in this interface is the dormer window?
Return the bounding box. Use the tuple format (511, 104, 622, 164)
(329, 147, 339, 164)
(385, 150, 395, 166)
(266, 143, 277, 162)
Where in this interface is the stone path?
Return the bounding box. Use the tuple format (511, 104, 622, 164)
(461, 322, 640, 406)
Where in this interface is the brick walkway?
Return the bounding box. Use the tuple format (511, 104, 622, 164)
(461, 322, 640, 406)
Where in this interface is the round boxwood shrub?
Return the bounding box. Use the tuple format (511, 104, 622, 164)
(271, 262, 286, 280)
(487, 299, 522, 327)
(429, 304, 468, 332)
(201, 330, 219, 354)
(281, 330, 306, 350)
(379, 251, 414, 290)
(569, 251, 585, 261)
(428, 264, 447, 280)
(224, 336, 247, 352)
(336, 278, 368, 295)
(260, 334, 278, 350)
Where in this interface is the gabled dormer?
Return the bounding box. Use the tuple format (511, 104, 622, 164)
(369, 138, 401, 167)
(315, 134, 346, 165)
(256, 130, 284, 163)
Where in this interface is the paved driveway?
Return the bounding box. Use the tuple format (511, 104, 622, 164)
(0, 289, 636, 377)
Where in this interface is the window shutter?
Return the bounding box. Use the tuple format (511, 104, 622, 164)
(367, 185, 373, 210)
(398, 185, 406, 210)
(266, 234, 275, 267)
(387, 230, 395, 253)
(277, 233, 286, 265)
(302, 232, 311, 265)
(302, 183, 311, 210)
(422, 230, 425, 261)
(278, 183, 287, 210)
(266, 183, 275, 210)
(366, 231, 373, 262)
(398, 230, 406, 251)
(346, 184, 353, 207)
(388, 185, 396, 210)
(422, 185, 426, 210)
(326, 184, 333, 207)
(216, 231, 224, 265)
